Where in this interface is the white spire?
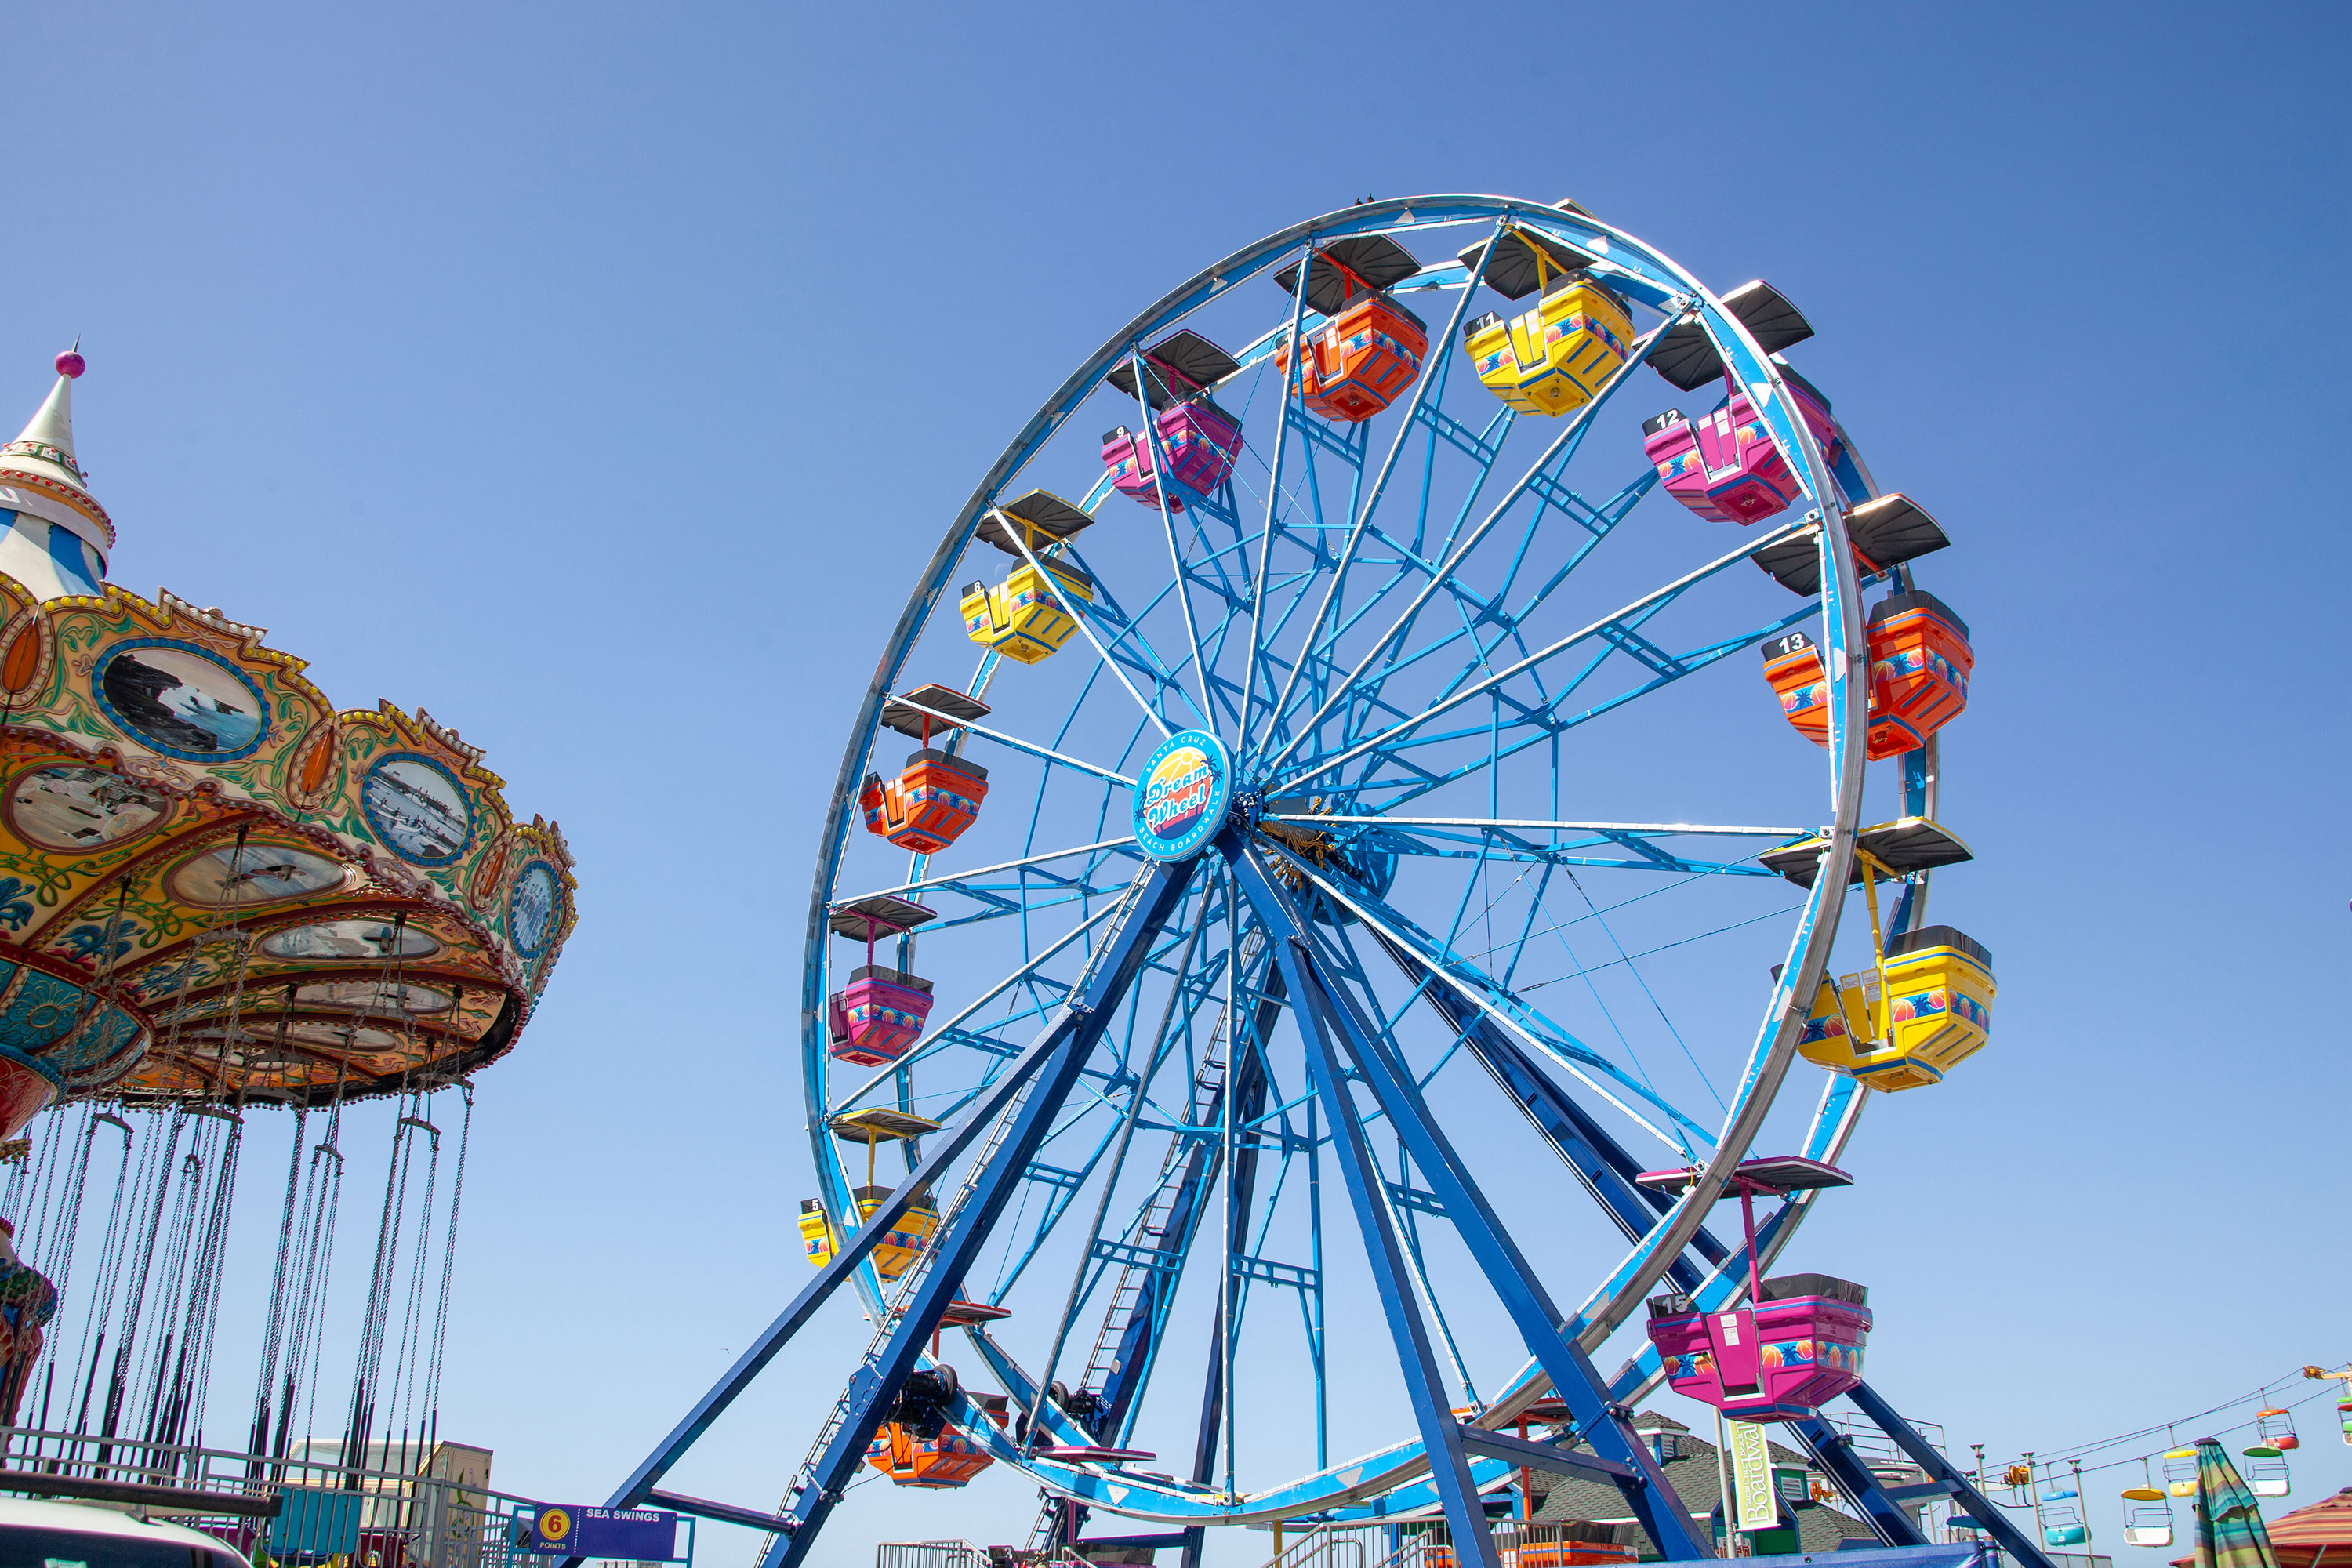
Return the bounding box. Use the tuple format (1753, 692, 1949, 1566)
(16, 373, 74, 458)
(0, 347, 114, 554)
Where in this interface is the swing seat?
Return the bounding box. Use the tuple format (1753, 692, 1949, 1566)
(1646, 1274, 1871, 1420)
(859, 750, 990, 854)
(1761, 591, 1973, 762)
(1102, 398, 1243, 511)
(2243, 1450, 2292, 1497)
(1645, 368, 1840, 524)
(827, 966, 935, 1067)
(2257, 1408, 2300, 1450)
(960, 557, 1094, 666)
(1465, 273, 1633, 418)
(2043, 1524, 2088, 1548)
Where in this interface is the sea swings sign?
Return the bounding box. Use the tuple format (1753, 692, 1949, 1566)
(1133, 728, 1232, 862)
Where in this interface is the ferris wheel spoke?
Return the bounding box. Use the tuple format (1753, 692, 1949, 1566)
(1289, 851, 1712, 1147)
(1334, 463, 1662, 748)
(1269, 514, 1814, 795)
(834, 837, 1145, 909)
(1262, 844, 1711, 1152)
(1258, 314, 1675, 778)
(1253, 223, 1504, 768)
(1065, 559, 1226, 735)
(1332, 597, 1820, 815)
(1238, 248, 1319, 745)
(884, 695, 1137, 791)
(1125, 352, 1225, 740)
(986, 506, 1181, 740)
(1275, 816, 1795, 877)
(826, 890, 1143, 1116)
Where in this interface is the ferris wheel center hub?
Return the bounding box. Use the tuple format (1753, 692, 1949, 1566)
(1133, 728, 1232, 862)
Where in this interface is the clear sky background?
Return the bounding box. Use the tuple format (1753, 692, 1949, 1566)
(3, 2, 2347, 1565)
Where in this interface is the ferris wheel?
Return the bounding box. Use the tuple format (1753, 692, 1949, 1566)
(604, 196, 2003, 1568)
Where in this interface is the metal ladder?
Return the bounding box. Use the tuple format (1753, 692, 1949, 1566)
(753, 1076, 1033, 1568)
(1073, 929, 1260, 1403)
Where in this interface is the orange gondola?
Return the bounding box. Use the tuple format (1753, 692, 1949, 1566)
(1762, 591, 1972, 761)
(1272, 235, 1429, 423)
(860, 750, 989, 854)
(866, 1369, 1005, 1489)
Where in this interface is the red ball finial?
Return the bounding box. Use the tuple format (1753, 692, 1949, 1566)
(55, 349, 84, 379)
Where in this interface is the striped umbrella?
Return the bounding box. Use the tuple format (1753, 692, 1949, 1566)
(2194, 1436, 2281, 1568)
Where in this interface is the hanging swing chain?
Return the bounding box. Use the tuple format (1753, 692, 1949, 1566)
(283, 1064, 351, 1465)
(416, 1083, 474, 1445)
(250, 1054, 309, 1447)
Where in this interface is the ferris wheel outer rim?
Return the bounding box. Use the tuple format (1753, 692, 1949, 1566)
(797, 195, 1872, 1508)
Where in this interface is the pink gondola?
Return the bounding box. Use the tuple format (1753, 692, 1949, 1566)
(1643, 366, 1842, 526)
(826, 893, 939, 1069)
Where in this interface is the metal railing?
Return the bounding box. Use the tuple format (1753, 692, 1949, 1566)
(1269, 1521, 1634, 1568)
(875, 1544, 991, 1568)
(0, 1425, 554, 1568)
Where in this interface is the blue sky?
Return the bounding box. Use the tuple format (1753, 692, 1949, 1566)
(3, 2, 2347, 1564)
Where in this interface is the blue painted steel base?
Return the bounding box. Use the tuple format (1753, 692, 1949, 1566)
(1842, 1381, 2060, 1568)
(1742, 1548, 1991, 1568)
(1225, 832, 1711, 1563)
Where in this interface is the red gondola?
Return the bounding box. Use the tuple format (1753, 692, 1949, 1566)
(1762, 590, 1972, 761)
(1272, 235, 1429, 423)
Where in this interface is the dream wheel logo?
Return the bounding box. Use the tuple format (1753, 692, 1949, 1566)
(1133, 729, 1231, 862)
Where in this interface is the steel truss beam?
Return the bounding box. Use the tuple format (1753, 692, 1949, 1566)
(1792, 1381, 2060, 1568)
(1367, 929, 1731, 1294)
(1225, 834, 1711, 1564)
(586, 861, 1194, 1568)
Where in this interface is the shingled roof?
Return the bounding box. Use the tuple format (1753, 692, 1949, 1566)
(1523, 1410, 1882, 1558)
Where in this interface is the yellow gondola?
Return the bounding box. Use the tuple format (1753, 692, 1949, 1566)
(959, 490, 1097, 666)
(797, 1198, 840, 1268)
(802, 1109, 946, 1279)
(1458, 228, 1632, 418)
(961, 557, 1093, 665)
(1772, 819, 1995, 1092)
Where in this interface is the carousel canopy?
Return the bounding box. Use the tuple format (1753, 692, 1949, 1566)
(0, 355, 576, 1123)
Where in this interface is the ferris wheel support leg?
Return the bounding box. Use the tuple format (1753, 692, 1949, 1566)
(1837, 1381, 2060, 1568)
(589, 861, 1194, 1568)
(757, 859, 1198, 1568)
(1250, 906, 1504, 1568)
(1783, 1414, 1931, 1547)
(1226, 839, 1713, 1562)
(1367, 931, 1731, 1293)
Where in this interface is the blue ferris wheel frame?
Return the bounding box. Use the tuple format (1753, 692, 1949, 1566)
(589, 195, 1974, 1568)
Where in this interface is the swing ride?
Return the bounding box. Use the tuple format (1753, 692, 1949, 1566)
(0, 352, 575, 1483)
(589, 194, 2024, 1568)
